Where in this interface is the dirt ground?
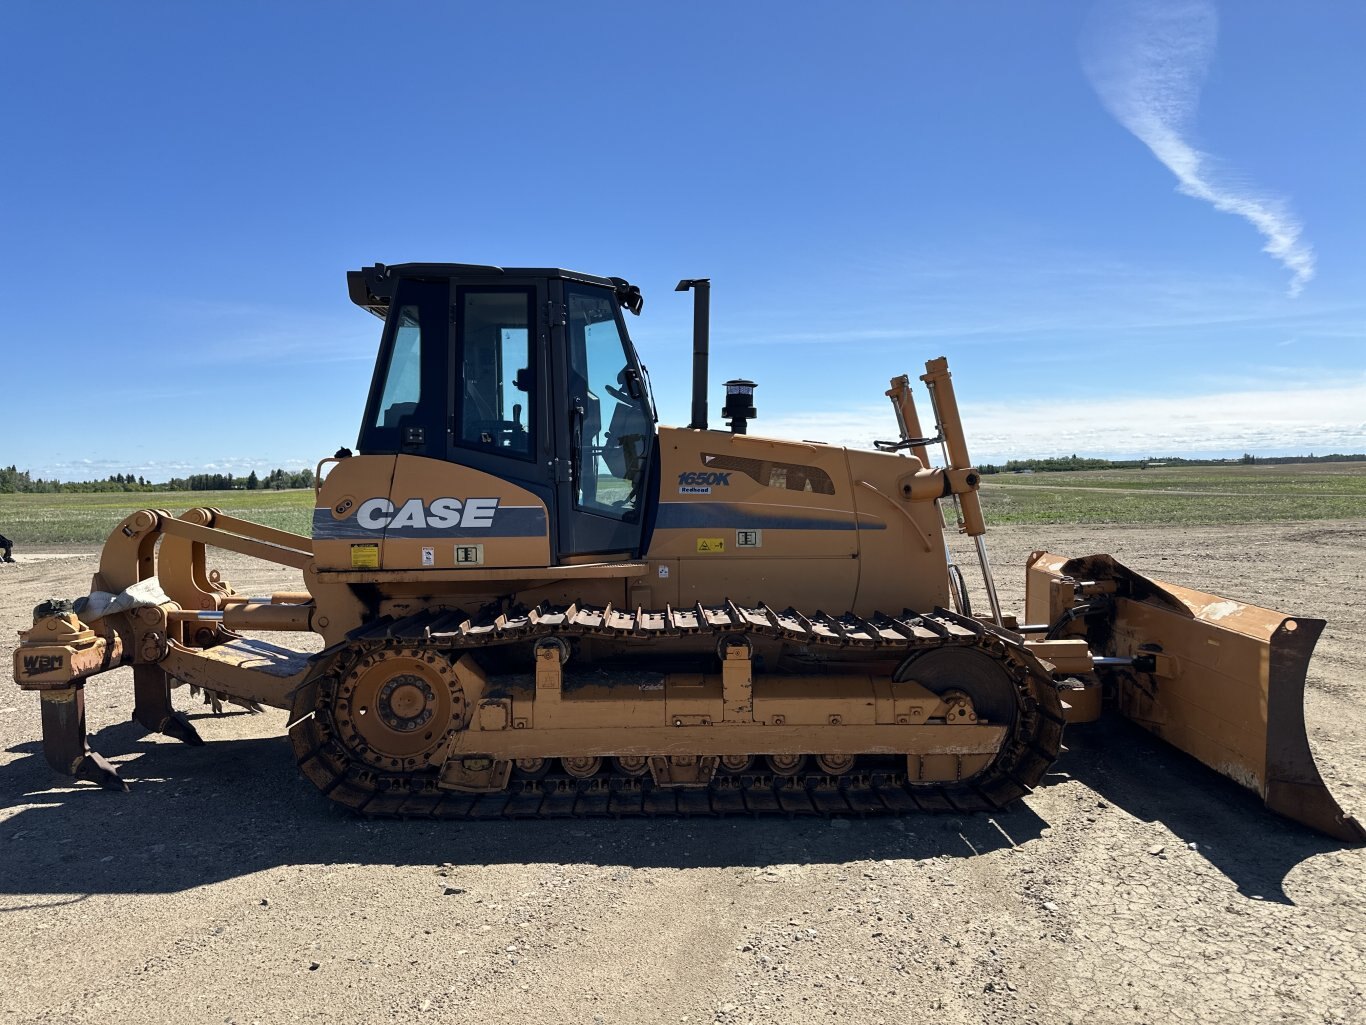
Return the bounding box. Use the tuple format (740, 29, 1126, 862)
(1, 522, 1363, 1025)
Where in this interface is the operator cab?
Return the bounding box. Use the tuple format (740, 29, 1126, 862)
(348, 263, 656, 559)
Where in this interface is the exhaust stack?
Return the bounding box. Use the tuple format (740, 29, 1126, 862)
(676, 278, 711, 430)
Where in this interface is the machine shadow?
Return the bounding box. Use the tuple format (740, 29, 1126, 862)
(1, 718, 1051, 899)
(1053, 717, 1343, 903)
(0, 717, 1341, 902)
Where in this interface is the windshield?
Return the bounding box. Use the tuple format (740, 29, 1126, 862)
(372, 306, 422, 428)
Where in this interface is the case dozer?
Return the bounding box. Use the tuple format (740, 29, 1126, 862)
(13, 263, 1361, 840)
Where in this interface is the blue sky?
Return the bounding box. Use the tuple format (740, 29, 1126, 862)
(2, 1, 1363, 480)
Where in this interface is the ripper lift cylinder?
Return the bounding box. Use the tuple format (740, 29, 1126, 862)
(921, 357, 1003, 625)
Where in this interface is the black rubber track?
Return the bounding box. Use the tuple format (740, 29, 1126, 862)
(288, 604, 1066, 819)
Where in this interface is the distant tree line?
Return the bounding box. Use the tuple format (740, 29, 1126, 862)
(977, 453, 1366, 475)
(0, 464, 314, 494)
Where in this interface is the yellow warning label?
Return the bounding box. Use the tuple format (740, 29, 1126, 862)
(696, 537, 725, 553)
(350, 543, 380, 569)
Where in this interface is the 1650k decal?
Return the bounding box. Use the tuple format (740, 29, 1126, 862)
(678, 471, 730, 496)
(678, 472, 730, 486)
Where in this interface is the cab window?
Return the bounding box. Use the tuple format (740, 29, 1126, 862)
(457, 289, 534, 458)
(566, 285, 651, 518)
(372, 305, 421, 428)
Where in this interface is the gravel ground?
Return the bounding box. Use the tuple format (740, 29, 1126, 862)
(1, 521, 1363, 1024)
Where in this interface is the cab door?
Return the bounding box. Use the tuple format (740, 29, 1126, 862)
(446, 279, 554, 510)
(551, 280, 655, 558)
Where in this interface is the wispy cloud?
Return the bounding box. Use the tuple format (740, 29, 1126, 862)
(1081, 0, 1315, 295)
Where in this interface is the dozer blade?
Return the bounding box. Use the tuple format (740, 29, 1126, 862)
(1028, 553, 1364, 843)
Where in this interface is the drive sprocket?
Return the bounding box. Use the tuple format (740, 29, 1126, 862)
(328, 647, 466, 772)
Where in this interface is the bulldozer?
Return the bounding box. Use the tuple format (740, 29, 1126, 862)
(12, 262, 1361, 840)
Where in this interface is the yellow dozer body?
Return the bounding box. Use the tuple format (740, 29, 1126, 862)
(12, 264, 1361, 840)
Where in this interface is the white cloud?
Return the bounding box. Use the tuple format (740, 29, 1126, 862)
(1081, 0, 1315, 295)
(756, 379, 1366, 463)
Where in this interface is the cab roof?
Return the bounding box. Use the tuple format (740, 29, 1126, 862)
(347, 262, 629, 318)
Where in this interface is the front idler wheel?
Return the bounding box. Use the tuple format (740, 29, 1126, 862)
(894, 647, 1018, 727)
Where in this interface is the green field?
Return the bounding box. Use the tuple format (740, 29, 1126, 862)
(0, 489, 314, 544)
(1, 462, 1363, 545)
(978, 462, 1366, 526)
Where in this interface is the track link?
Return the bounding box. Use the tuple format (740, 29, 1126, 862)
(288, 603, 1066, 819)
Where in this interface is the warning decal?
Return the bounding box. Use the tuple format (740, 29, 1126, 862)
(350, 543, 380, 569)
(696, 537, 725, 553)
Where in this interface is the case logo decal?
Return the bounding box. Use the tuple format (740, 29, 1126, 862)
(355, 497, 500, 531)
